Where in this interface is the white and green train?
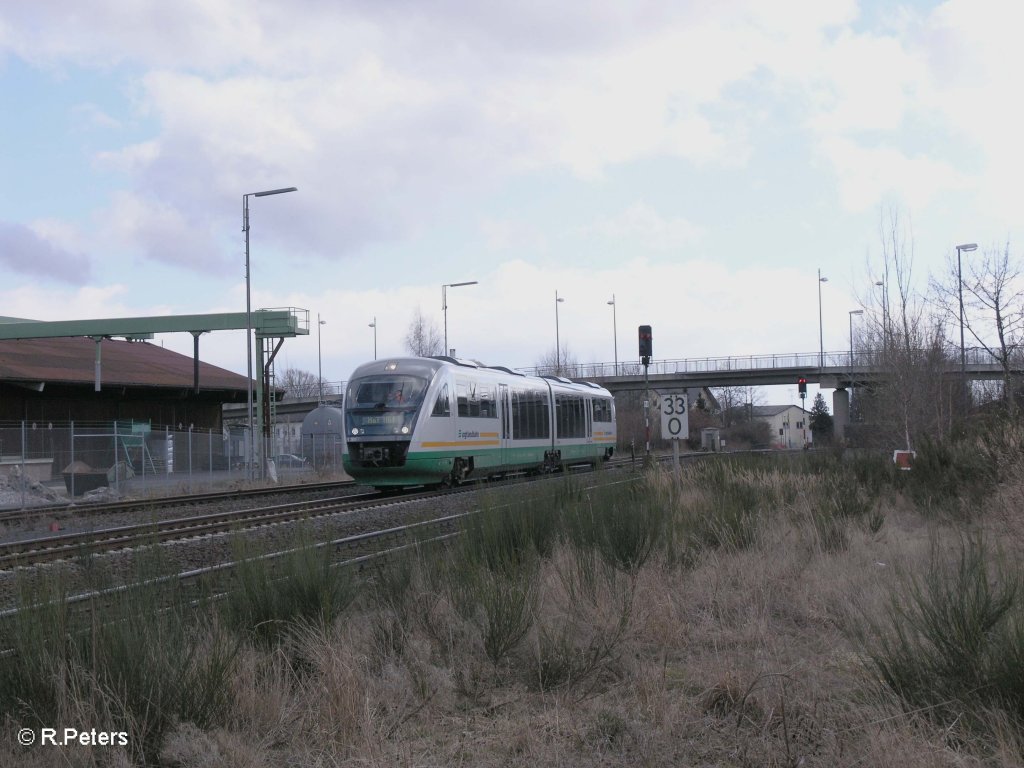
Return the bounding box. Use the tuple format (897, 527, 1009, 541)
(342, 356, 616, 488)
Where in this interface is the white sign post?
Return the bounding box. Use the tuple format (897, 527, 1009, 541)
(658, 391, 688, 469)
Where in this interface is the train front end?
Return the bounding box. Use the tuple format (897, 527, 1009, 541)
(342, 358, 446, 487)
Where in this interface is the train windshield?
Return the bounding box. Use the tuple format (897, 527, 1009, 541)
(345, 375, 429, 437)
(346, 376, 429, 409)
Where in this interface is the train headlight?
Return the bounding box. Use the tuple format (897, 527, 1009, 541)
(401, 426, 410, 434)
(351, 428, 359, 435)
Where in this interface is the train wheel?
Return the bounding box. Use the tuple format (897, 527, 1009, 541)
(450, 458, 469, 486)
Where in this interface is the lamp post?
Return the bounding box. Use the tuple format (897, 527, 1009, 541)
(317, 314, 326, 405)
(242, 185, 297, 480)
(369, 318, 377, 360)
(956, 242, 977, 411)
(555, 290, 565, 374)
(442, 280, 478, 356)
(848, 309, 864, 376)
(818, 269, 828, 368)
(607, 294, 618, 375)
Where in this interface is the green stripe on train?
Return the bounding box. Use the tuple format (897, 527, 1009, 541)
(343, 443, 609, 486)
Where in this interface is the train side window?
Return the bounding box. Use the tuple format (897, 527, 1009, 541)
(557, 395, 585, 438)
(469, 383, 481, 417)
(593, 398, 611, 422)
(457, 381, 470, 417)
(480, 385, 495, 418)
(432, 384, 450, 417)
(511, 388, 523, 437)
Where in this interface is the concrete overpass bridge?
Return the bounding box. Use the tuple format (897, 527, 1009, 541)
(522, 347, 1015, 390)
(520, 347, 1020, 439)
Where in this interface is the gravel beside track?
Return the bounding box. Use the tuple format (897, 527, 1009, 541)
(0, 482, 489, 611)
(0, 457, 664, 612)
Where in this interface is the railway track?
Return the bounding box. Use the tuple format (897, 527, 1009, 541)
(0, 505, 470, 659)
(0, 478, 358, 524)
(0, 451, 706, 570)
(0, 469, 645, 647)
(0, 486, 470, 569)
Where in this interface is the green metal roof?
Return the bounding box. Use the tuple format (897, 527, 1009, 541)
(0, 309, 309, 341)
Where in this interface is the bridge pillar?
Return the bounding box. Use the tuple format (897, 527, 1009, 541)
(833, 388, 850, 442)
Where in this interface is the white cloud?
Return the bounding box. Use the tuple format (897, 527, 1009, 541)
(818, 136, 966, 212)
(0, 220, 91, 283)
(580, 202, 701, 251)
(479, 217, 549, 254)
(98, 192, 228, 273)
(0, 283, 134, 321)
(2, 0, 1021, 377)
(71, 102, 122, 130)
(912, 0, 1024, 222)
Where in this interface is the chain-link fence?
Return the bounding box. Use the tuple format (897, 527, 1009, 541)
(0, 420, 339, 509)
(298, 433, 345, 472)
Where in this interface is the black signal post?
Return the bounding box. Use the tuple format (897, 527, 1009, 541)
(639, 325, 653, 459)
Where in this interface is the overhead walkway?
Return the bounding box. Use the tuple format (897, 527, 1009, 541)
(520, 347, 1018, 392)
(522, 347, 1022, 442)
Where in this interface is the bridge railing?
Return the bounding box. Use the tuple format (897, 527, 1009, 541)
(518, 346, 1011, 380)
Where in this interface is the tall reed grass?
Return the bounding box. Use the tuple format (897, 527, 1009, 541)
(4, 424, 1022, 764)
(221, 532, 358, 646)
(0, 555, 239, 764)
(856, 537, 1024, 739)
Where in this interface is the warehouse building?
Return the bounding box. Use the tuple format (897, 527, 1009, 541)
(0, 336, 250, 483)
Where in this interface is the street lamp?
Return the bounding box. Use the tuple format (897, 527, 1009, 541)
(956, 242, 977, 411)
(607, 294, 618, 375)
(369, 318, 377, 360)
(555, 290, 565, 374)
(442, 281, 478, 356)
(317, 314, 326, 404)
(243, 185, 297, 480)
(849, 309, 864, 376)
(818, 269, 828, 368)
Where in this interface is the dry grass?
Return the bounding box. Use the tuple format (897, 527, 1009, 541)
(4, 442, 1024, 767)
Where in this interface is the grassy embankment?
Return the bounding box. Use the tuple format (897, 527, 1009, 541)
(2, 419, 1024, 766)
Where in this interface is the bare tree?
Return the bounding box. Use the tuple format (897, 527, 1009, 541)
(277, 367, 320, 399)
(534, 345, 580, 378)
(404, 307, 444, 357)
(856, 206, 956, 448)
(713, 385, 763, 426)
(931, 240, 1023, 412)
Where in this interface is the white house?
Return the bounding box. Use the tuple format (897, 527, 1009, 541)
(748, 405, 811, 449)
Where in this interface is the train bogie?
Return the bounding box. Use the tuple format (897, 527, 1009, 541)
(342, 357, 615, 488)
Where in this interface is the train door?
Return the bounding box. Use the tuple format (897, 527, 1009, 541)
(498, 383, 511, 467)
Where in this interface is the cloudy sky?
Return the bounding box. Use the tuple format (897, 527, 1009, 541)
(1, 0, 1020, 403)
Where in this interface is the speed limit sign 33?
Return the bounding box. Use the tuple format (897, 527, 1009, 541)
(659, 391, 688, 440)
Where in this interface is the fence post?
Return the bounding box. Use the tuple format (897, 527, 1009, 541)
(209, 428, 213, 480)
(70, 421, 75, 500)
(113, 420, 119, 495)
(20, 420, 26, 509)
(188, 425, 193, 491)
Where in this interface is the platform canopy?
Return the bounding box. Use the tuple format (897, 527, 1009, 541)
(0, 309, 308, 341)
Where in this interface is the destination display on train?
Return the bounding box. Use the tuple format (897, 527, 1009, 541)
(360, 414, 403, 426)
